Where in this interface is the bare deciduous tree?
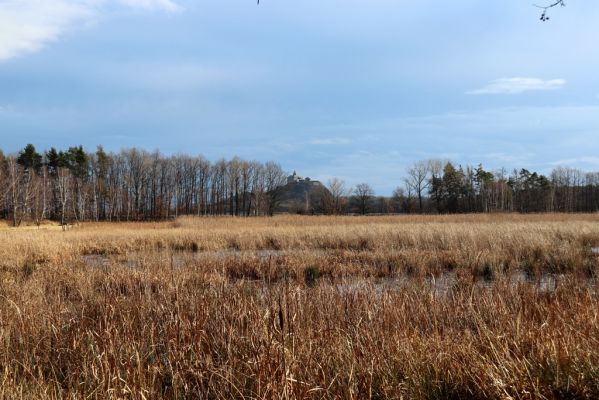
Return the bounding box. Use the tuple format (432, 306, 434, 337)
(327, 177, 349, 215)
(353, 183, 374, 215)
(0, 152, 6, 216)
(404, 161, 430, 212)
(263, 161, 287, 216)
(56, 167, 71, 229)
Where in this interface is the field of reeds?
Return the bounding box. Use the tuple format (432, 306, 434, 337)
(0, 214, 598, 399)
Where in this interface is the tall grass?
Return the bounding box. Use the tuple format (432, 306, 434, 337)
(0, 214, 598, 398)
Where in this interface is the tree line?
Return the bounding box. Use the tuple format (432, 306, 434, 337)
(280, 159, 599, 216)
(393, 159, 599, 215)
(1, 144, 598, 226)
(0, 144, 289, 226)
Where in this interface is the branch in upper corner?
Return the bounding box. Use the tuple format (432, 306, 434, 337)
(535, 1, 566, 21)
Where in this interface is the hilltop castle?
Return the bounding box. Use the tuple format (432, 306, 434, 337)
(278, 171, 328, 214)
(287, 171, 312, 184)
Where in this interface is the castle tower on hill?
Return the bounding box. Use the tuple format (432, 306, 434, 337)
(287, 171, 311, 184)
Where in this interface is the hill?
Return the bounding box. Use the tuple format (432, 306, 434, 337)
(275, 172, 331, 214)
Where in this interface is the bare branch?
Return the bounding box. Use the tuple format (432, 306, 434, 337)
(534, 0, 565, 21)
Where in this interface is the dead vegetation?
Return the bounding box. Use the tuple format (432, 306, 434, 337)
(0, 214, 598, 399)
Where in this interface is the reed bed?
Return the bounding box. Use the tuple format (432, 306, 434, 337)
(0, 214, 598, 399)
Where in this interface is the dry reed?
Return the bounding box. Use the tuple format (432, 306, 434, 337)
(0, 214, 598, 399)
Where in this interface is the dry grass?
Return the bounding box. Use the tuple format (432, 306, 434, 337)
(0, 214, 598, 399)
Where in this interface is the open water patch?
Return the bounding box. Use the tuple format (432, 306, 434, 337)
(80, 254, 110, 269)
(80, 248, 292, 270)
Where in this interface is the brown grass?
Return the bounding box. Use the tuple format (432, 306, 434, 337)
(0, 214, 598, 399)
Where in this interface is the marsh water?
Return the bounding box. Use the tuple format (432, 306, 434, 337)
(81, 249, 289, 269)
(79, 248, 597, 296)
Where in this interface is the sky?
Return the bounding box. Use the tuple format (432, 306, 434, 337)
(1, 0, 598, 194)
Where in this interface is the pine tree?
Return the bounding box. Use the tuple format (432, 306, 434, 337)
(17, 144, 42, 172)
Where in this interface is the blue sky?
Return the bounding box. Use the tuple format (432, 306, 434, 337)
(1, 0, 598, 194)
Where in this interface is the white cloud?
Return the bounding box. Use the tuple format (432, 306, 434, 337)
(310, 137, 351, 145)
(466, 77, 566, 95)
(0, 0, 179, 62)
(117, 0, 179, 12)
(551, 157, 599, 167)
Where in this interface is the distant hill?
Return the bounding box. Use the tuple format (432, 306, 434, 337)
(274, 172, 331, 214)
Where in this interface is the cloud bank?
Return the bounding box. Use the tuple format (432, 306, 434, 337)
(0, 0, 179, 62)
(467, 77, 566, 95)
(310, 137, 351, 145)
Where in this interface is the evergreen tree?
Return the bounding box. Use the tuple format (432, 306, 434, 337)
(65, 146, 89, 179)
(475, 164, 494, 212)
(442, 162, 465, 213)
(17, 144, 42, 172)
(45, 148, 67, 175)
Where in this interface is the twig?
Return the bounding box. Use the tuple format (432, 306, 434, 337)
(534, 1, 566, 21)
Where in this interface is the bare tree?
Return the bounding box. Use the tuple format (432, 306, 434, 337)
(353, 183, 374, 215)
(31, 166, 49, 227)
(196, 156, 211, 216)
(327, 177, 349, 214)
(56, 167, 71, 229)
(263, 162, 287, 216)
(392, 186, 413, 213)
(6, 157, 23, 226)
(0, 152, 6, 217)
(404, 161, 430, 212)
